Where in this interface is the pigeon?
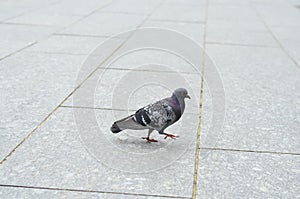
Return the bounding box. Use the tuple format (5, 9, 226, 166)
(110, 88, 190, 142)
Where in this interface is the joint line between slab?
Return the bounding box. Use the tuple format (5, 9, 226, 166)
(191, 0, 209, 198)
(0, 184, 190, 199)
(200, 147, 300, 156)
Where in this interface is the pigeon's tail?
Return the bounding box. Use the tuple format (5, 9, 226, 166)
(111, 122, 122, 133)
(111, 114, 147, 133)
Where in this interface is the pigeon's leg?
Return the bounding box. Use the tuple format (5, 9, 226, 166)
(159, 131, 179, 140)
(142, 129, 158, 143)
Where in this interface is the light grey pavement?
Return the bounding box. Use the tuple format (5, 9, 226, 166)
(0, 0, 300, 198)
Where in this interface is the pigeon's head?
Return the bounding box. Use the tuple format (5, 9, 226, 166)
(173, 88, 190, 100)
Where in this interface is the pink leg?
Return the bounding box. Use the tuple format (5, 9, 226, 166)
(162, 133, 179, 140)
(141, 129, 158, 143)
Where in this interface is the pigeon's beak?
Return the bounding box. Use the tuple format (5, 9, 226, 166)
(186, 94, 191, 99)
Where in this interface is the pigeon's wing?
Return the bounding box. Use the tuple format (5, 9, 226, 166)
(134, 98, 177, 131)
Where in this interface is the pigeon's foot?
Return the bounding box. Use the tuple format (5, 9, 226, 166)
(163, 133, 179, 140)
(142, 137, 158, 143)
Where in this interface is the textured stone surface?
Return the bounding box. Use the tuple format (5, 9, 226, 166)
(206, 19, 278, 46)
(1, 0, 300, 198)
(35, 0, 112, 16)
(149, 4, 205, 22)
(0, 108, 196, 198)
(0, 186, 170, 199)
(101, 0, 162, 14)
(254, 3, 300, 27)
(142, 20, 205, 44)
(270, 26, 300, 66)
(60, 12, 146, 37)
(0, 5, 29, 22)
(203, 44, 300, 153)
(25, 35, 108, 55)
(0, 23, 58, 59)
(6, 13, 81, 27)
(63, 66, 201, 114)
(197, 149, 300, 198)
(0, 52, 88, 160)
(208, 4, 258, 20)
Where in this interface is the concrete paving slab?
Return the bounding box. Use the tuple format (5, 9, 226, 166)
(0, 108, 197, 198)
(207, 19, 268, 33)
(63, 67, 201, 115)
(209, 0, 250, 5)
(164, 0, 206, 6)
(206, 19, 278, 46)
(0, 23, 59, 42)
(0, 5, 29, 22)
(0, 23, 59, 59)
(203, 44, 300, 153)
(0, 186, 172, 199)
(0, 187, 176, 199)
(97, 49, 200, 73)
(208, 4, 259, 20)
(149, 4, 205, 23)
(142, 20, 205, 44)
(35, 0, 112, 16)
(0, 40, 34, 60)
(0, 0, 58, 9)
(25, 35, 108, 55)
(0, 52, 88, 160)
(197, 149, 300, 198)
(60, 12, 146, 37)
(270, 26, 300, 66)
(1, 0, 299, 198)
(101, 0, 162, 15)
(6, 13, 82, 27)
(254, 3, 300, 27)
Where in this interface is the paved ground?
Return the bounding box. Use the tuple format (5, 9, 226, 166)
(1, 0, 300, 198)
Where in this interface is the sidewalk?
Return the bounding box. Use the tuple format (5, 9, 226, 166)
(0, 0, 299, 198)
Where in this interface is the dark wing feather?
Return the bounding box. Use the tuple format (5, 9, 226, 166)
(134, 98, 177, 131)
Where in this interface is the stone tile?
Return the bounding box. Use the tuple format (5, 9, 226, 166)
(0, 23, 58, 59)
(6, 13, 81, 27)
(207, 19, 268, 32)
(35, 0, 111, 16)
(0, 52, 88, 160)
(150, 4, 205, 23)
(0, 23, 58, 42)
(0, 24, 56, 59)
(99, 49, 201, 73)
(142, 20, 205, 44)
(210, 0, 250, 5)
(0, 108, 197, 197)
(0, 0, 58, 9)
(270, 26, 300, 42)
(0, 186, 169, 199)
(64, 67, 201, 115)
(0, 5, 29, 22)
(270, 26, 300, 65)
(60, 12, 146, 37)
(164, 0, 206, 6)
(206, 19, 278, 46)
(208, 4, 258, 20)
(203, 44, 300, 153)
(254, 3, 300, 27)
(0, 40, 34, 60)
(101, 0, 162, 14)
(276, 40, 300, 66)
(25, 35, 109, 55)
(197, 149, 300, 198)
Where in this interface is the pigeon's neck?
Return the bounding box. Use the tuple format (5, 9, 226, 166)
(171, 94, 185, 114)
